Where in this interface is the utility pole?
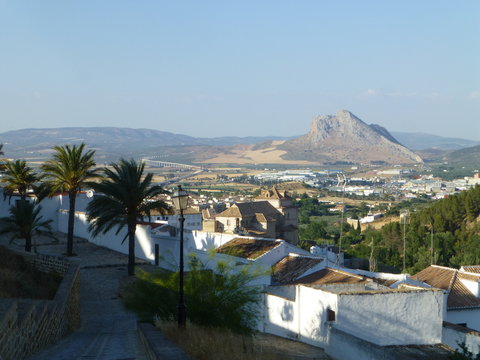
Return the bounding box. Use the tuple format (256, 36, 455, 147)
(430, 224, 434, 265)
(401, 210, 408, 273)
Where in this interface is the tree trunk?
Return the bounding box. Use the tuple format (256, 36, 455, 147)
(67, 192, 76, 256)
(127, 223, 136, 276)
(25, 235, 31, 252)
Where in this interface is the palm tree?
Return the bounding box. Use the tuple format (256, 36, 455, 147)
(41, 143, 97, 256)
(86, 159, 170, 276)
(0, 144, 5, 171)
(0, 201, 54, 252)
(1, 160, 41, 202)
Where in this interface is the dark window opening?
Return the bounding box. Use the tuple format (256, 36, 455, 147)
(327, 308, 336, 322)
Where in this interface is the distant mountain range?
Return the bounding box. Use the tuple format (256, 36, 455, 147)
(0, 114, 478, 165)
(446, 145, 480, 165)
(390, 132, 480, 151)
(0, 127, 293, 162)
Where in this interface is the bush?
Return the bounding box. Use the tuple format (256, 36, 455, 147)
(123, 256, 262, 334)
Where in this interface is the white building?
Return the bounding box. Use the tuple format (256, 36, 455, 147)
(414, 265, 480, 331)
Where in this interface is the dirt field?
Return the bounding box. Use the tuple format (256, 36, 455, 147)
(200, 142, 317, 165)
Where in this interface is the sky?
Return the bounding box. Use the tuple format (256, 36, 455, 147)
(0, 1, 479, 139)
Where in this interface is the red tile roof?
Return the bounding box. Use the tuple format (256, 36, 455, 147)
(293, 267, 368, 286)
(414, 265, 480, 309)
(215, 237, 281, 260)
(462, 266, 480, 274)
(216, 201, 280, 220)
(272, 255, 323, 284)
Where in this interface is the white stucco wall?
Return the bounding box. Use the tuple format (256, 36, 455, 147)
(443, 324, 480, 355)
(262, 285, 444, 351)
(447, 308, 480, 332)
(263, 289, 299, 340)
(459, 278, 480, 297)
(335, 289, 444, 346)
(298, 285, 338, 347)
(189, 231, 238, 251)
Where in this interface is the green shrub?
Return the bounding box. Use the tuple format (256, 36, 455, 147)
(123, 255, 262, 334)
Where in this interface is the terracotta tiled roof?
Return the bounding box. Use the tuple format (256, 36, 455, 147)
(449, 276, 480, 308)
(201, 208, 216, 219)
(216, 201, 280, 220)
(462, 266, 480, 274)
(272, 255, 323, 284)
(372, 278, 398, 287)
(215, 237, 281, 260)
(255, 186, 288, 200)
(293, 267, 368, 286)
(414, 265, 455, 290)
(414, 265, 480, 309)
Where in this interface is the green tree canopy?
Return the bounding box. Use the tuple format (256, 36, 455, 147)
(0, 201, 54, 252)
(1, 159, 41, 201)
(86, 158, 170, 275)
(41, 143, 98, 256)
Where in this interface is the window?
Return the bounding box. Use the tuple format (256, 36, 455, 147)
(327, 308, 336, 322)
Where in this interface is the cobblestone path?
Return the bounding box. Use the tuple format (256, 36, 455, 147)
(0, 235, 151, 360)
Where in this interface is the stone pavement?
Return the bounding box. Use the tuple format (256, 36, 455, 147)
(1, 233, 151, 360)
(2, 233, 331, 360)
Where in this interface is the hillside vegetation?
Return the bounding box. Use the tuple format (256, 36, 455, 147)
(355, 186, 480, 273)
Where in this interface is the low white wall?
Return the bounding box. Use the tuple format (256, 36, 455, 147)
(336, 290, 443, 346)
(443, 323, 480, 355)
(189, 231, 237, 251)
(447, 308, 480, 332)
(264, 291, 299, 340)
(298, 285, 337, 347)
(262, 285, 444, 350)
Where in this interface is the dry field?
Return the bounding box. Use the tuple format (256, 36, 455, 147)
(200, 142, 317, 165)
(361, 216, 400, 230)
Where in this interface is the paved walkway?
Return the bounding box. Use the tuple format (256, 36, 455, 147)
(1, 234, 150, 360)
(2, 233, 331, 360)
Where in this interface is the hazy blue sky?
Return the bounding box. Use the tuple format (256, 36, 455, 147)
(1, 1, 479, 139)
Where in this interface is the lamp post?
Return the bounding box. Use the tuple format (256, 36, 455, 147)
(172, 184, 188, 328)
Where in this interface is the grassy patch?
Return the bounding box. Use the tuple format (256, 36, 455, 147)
(156, 320, 291, 360)
(0, 246, 62, 299)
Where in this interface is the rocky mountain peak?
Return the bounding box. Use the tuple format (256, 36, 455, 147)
(280, 110, 423, 164)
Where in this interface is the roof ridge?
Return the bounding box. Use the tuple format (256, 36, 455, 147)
(448, 269, 458, 292)
(326, 267, 365, 280)
(459, 269, 480, 277)
(431, 264, 456, 271)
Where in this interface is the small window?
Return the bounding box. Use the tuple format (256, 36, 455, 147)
(327, 308, 336, 322)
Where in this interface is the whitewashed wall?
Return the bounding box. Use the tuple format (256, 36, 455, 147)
(336, 289, 443, 346)
(447, 309, 480, 332)
(262, 285, 444, 351)
(443, 323, 480, 355)
(189, 231, 237, 251)
(263, 286, 299, 339)
(298, 285, 338, 347)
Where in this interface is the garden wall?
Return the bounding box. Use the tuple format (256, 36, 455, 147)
(0, 250, 80, 360)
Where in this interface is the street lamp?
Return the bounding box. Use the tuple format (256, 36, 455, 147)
(172, 184, 188, 328)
